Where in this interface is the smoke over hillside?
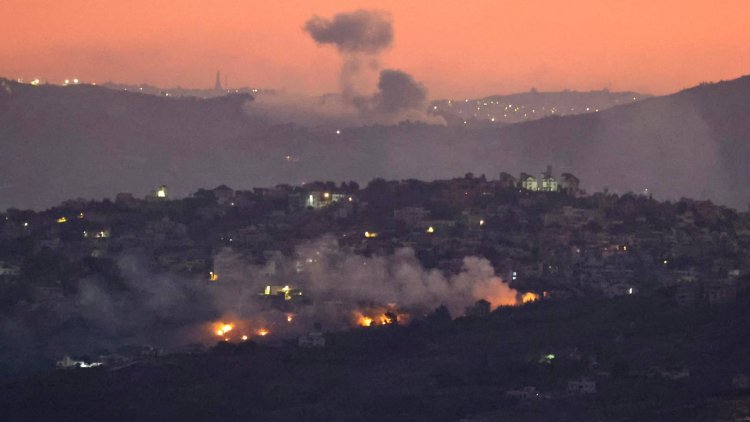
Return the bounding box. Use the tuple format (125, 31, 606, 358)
(0, 237, 520, 376)
(1, 75, 750, 210)
(289, 10, 433, 124)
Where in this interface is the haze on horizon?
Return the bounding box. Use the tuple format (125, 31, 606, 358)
(2, 0, 750, 99)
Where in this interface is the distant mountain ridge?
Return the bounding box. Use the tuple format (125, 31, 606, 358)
(1, 75, 749, 210)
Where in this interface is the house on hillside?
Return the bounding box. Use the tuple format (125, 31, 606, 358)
(519, 173, 538, 191)
(539, 166, 559, 192)
(567, 378, 596, 394)
(299, 331, 326, 348)
(506, 386, 540, 400)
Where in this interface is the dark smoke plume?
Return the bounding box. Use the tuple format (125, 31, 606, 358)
(368, 69, 428, 115)
(301, 10, 435, 123)
(304, 10, 393, 54)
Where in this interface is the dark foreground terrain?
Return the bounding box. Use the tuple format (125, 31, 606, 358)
(2, 294, 749, 422)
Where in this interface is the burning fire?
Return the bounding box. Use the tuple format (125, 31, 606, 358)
(210, 318, 276, 343)
(357, 314, 374, 327)
(286, 313, 295, 323)
(215, 322, 234, 336)
(521, 292, 540, 304)
(354, 306, 407, 327)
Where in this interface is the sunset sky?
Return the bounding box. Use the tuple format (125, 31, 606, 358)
(2, 0, 749, 98)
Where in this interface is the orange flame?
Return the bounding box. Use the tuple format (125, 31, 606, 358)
(356, 314, 374, 327)
(354, 307, 407, 327)
(214, 322, 234, 336)
(521, 292, 540, 304)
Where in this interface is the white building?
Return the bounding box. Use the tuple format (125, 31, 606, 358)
(539, 166, 559, 192)
(147, 185, 169, 201)
(506, 386, 539, 400)
(298, 331, 326, 348)
(567, 378, 596, 394)
(393, 207, 430, 226)
(520, 174, 538, 191)
(56, 355, 103, 369)
(0, 261, 20, 277)
(305, 191, 350, 209)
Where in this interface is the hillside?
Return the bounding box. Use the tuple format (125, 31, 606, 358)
(1, 76, 749, 210)
(1, 296, 749, 421)
(428, 89, 648, 125)
(484, 76, 750, 208)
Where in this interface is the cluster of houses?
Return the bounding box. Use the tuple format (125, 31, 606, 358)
(2, 170, 749, 377)
(2, 168, 748, 312)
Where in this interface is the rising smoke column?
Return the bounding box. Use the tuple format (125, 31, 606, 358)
(304, 10, 393, 98)
(357, 69, 428, 116)
(304, 10, 430, 120)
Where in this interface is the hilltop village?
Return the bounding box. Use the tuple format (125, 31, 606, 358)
(2, 168, 748, 308)
(2, 170, 750, 420)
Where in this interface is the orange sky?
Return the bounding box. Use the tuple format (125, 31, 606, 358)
(2, 0, 749, 98)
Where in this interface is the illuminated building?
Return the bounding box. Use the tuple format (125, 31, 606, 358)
(261, 285, 302, 301)
(305, 191, 350, 209)
(519, 173, 538, 191)
(539, 166, 559, 192)
(148, 185, 169, 201)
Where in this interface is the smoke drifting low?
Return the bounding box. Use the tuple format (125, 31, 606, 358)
(212, 237, 519, 330)
(0, 237, 519, 376)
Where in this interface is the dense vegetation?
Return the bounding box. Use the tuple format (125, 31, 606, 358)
(2, 293, 748, 421)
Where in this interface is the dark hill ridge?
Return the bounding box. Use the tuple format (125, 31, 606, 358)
(486, 76, 750, 207)
(1, 76, 749, 210)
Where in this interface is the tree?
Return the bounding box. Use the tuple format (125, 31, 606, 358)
(465, 299, 491, 318)
(426, 305, 452, 325)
